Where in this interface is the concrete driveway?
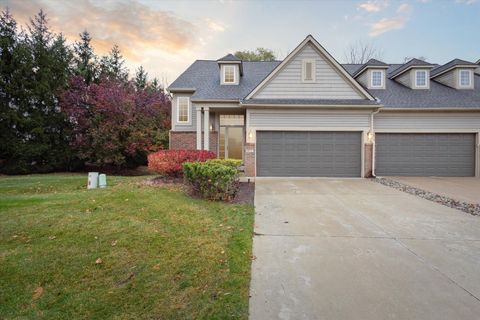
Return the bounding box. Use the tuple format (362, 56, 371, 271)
(389, 177, 480, 204)
(250, 178, 480, 320)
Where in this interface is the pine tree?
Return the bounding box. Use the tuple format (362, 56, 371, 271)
(73, 30, 97, 83)
(99, 44, 129, 81)
(134, 66, 148, 90)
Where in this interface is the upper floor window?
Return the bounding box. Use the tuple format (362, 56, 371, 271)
(371, 70, 384, 88)
(415, 70, 427, 88)
(459, 70, 472, 87)
(302, 59, 316, 82)
(223, 65, 235, 83)
(177, 97, 190, 124)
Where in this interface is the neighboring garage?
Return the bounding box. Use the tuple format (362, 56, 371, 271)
(375, 133, 476, 176)
(256, 131, 361, 177)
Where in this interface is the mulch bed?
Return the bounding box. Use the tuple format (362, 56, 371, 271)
(145, 176, 255, 205)
(229, 182, 255, 205)
(373, 177, 480, 216)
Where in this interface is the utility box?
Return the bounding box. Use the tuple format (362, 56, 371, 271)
(87, 172, 99, 189)
(98, 174, 107, 188)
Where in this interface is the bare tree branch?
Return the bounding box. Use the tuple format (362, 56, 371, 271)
(344, 41, 383, 64)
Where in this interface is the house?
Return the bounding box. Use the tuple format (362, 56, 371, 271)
(168, 35, 480, 178)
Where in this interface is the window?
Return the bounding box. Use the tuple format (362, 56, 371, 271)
(415, 70, 427, 88)
(371, 70, 383, 88)
(302, 59, 315, 82)
(177, 97, 190, 123)
(223, 65, 235, 83)
(459, 70, 472, 87)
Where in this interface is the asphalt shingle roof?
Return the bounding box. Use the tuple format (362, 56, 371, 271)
(352, 58, 389, 77)
(430, 59, 477, 77)
(217, 54, 240, 61)
(169, 60, 480, 109)
(388, 58, 434, 78)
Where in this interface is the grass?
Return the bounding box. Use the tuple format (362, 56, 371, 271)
(0, 174, 254, 319)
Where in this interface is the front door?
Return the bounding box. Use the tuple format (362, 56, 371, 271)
(219, 126, 244, 159)
(219, 115, 244, 160)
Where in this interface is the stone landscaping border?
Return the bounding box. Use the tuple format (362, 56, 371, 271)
(372, 177, 480, 216)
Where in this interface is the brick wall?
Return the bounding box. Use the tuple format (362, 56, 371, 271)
(364, 143, 373, 178)
(169, 131, 218, 155)
(244, 143, 256, 177)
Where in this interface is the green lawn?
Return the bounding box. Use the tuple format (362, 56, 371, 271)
(0, 174, 254, 319)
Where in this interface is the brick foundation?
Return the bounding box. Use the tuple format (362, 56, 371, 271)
(364, 143, 373, 178)
(244, 143, 256, 177)
(169, 131, 218, 155)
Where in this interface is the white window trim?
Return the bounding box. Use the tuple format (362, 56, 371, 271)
(371, 70, 384, 88)
(458, 69, 472, 87)
(223, 65, 236, 84)
(415, 70, 428, 88)
(302, 59, 316, 83)
(176, 96, 191, 125)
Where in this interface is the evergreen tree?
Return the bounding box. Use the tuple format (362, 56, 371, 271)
(99, 44, 129, 81)
(134, 66, 147, 90)
(148, 77, 160, 92)
(73, 30, 97, 83)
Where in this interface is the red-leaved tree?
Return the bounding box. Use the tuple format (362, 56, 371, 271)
(60, 76, 171, 168)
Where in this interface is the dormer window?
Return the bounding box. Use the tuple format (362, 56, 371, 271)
(223, 65, 235, 83)
(415, 70, 427, 88)
(371, 70, 384, 88)
(302, 59, 316, 82)
(459, 69, 472, 87)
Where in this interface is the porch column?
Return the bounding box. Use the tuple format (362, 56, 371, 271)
(203, 107, 210, 150)
(196, 106, 202, 150)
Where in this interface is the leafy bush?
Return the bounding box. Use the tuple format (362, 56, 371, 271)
(183, 161, 239, 201)
(207, 159, 242, 169)
(148, 150, 216, 177)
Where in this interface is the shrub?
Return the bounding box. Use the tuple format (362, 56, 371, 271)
(183, 161, 239, 201)
(207, 158, 242, 169)
(148, 150, 216, 177)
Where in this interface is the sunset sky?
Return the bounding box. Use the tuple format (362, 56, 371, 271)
(1, 0, 479, 87)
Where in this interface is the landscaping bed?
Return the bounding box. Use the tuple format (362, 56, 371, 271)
(373, 177, 480, 216)
(0, 174, 254, 319)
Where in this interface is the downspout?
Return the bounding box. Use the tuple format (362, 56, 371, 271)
(370, 106, 381, 177)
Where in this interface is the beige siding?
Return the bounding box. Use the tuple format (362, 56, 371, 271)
(396, 72, 412, 88)
(374, 112, 480, 130)
(357, 71, 368, 88)
(435, 70, 455, 88)
(248, 109, 370, 128)
(253, 44, 363, 99)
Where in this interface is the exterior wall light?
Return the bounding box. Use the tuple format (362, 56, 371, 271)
(367, 131, 375, 143)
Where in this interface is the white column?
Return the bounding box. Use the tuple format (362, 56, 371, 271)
(203, 107, 210, 151)
(196, 106, 202, 150)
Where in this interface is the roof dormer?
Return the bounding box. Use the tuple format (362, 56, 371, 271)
(476, 59, 480, 75)
(353, 59, 389, 90)
(431, 59, 477, 90)
(389, 58, 434, 90)
(217, 54, 243, 85)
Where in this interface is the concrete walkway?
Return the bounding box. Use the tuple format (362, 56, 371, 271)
(250, 178, 480, 320)
(389, 177, 480, 204)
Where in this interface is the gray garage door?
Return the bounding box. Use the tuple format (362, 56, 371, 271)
(256, 131, 361, 177)
(376, 133, 475, 176)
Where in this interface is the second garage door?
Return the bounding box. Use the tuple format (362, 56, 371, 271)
(256, 131, 361, 177)
(376, 133, 476, 176)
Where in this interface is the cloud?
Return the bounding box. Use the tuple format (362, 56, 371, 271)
(204, 18, 226, 32)
(368, 3, 412, 36)
(358, 0, 389, 12)
(455, 0, 478, 4)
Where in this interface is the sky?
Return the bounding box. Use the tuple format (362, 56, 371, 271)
(1, 0, 480, 87)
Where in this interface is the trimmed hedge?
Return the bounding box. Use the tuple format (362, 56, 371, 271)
(183, 161, 239, 201)
(207, 158, 242, 169)
(148, 150, 216, 177)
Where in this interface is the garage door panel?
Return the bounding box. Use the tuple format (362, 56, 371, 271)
(376, 133, 475, 177)
(257, 131, 361, 177)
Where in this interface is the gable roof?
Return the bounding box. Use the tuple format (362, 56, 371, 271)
(169, 60, 280, 101)
(430, 59, 478, 77)
(245, 35, 375, 100)
(217, 54, 240, 62)
(388, 58, 434, 79)
(344, 64, 480, 109)
(352, 58, 389, 78)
